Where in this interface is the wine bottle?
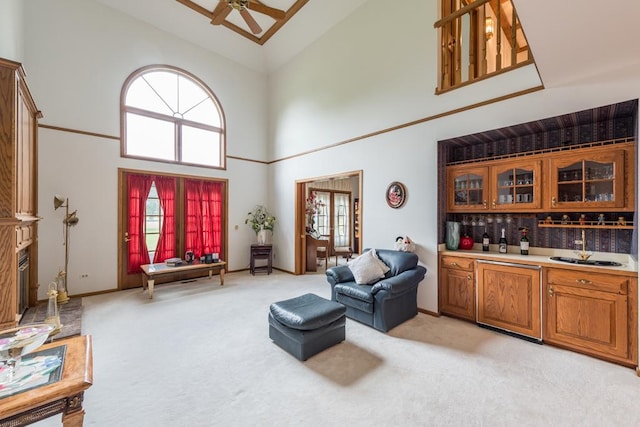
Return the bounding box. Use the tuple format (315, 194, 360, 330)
(482, 229, 490, 252)
(519, 227, 529, 255)
(498, 228, 507, 253)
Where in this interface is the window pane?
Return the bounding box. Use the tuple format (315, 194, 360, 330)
(142, 71, 178, 113)
(181, 126, 221, 166)
(334, 193, 350, 247)
(183, 98, 221, 127)
(179, 75, 220, 126)
(144, 182, 163, 262)
(126, 113, 175, 161)
(126, 78, 173, 115)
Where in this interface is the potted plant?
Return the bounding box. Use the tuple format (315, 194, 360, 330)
(245, 205, 276, 245)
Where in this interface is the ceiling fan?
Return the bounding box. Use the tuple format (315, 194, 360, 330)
(212, 0, 286, 34)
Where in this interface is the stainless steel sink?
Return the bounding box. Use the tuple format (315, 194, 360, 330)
(549, 256, 622, 267)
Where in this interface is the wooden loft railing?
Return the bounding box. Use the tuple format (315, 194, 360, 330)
(434, 0, 533, 94)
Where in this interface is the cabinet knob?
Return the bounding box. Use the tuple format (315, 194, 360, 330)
(551, 196, 557, 207)
(483, 200, 487, 209)
(492, 200, 496, 209)
(467, 274, 472, 280)
(548, 286, 554, 297)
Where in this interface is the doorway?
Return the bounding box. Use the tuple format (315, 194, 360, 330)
(294, 171, 362, 275)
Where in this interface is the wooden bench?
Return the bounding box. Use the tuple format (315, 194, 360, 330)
(140, 260, 226, 299)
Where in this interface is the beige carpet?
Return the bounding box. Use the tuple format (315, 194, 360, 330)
(33, 271, 640, 426)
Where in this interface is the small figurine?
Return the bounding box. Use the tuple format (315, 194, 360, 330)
(579, 214, 586, 226)
(561, 214, 570, 225)
(545, 216, 553, 224)
(617, 217, 626, 226)
(597, 214, 605, 226)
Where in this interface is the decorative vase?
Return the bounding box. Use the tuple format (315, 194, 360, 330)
(445, 221, 461, 250)
(460, 234, 474, 250)
(257, 229, 268, 245)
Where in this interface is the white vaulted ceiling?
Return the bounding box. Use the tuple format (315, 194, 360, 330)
(92, 0, 369, 72)
(92, 0, 640, 87)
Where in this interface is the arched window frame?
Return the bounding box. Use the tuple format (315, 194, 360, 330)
(120, 64, 226, 169)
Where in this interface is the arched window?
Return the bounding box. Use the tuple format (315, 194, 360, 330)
(121, 65, 225, 169)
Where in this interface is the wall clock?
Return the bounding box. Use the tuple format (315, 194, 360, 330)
(386, 181, 407, 209)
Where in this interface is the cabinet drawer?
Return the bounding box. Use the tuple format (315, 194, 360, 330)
(441, 256, 474, 271)
(547, 268, 628, 294)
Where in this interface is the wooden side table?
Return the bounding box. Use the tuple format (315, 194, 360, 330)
(250, 244, 272, 275)
(0, 335, 93, 427)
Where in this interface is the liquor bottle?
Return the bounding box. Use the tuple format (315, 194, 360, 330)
(519, 227, 529, 255)
(498, 228, 507, 254)
(482, 228, 490, 252)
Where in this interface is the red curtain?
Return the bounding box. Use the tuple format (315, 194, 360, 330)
(185, 179, 224, 259)
(152, 175, 177, 263)
(127, 174, 152, 274)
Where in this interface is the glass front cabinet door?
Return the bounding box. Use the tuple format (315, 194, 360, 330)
(490, 160, 541, 210)
(447, 166, 489, 211)
(548, 149, 624, 210)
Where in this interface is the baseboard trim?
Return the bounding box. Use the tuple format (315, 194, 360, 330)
(418, 308, 439, 317)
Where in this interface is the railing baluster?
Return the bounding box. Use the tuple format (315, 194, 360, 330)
(482, 3, 488, 76)
(469, 10, 477, 80)
(495, 0, 501, 71)
(511, 6, 517, 66)
(455, 14, 462, 84)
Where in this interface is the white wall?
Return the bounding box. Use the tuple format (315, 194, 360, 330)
(0, 0, 24, 61)
(268, 0, 640, 312)
(22, 0, 269, 299)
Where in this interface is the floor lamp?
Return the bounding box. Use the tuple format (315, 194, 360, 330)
(54, 195, 79, 304)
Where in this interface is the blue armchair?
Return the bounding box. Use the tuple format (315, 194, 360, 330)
(326, 249, 427, 332)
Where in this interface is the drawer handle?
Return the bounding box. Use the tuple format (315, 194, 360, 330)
(576, 279, 592, 285)
(451, 262, 459, 267)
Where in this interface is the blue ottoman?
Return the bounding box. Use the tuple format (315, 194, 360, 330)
(269, 293, 346, 361)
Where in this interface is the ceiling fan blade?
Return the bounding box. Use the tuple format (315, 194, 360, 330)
(240, 8, 262, 34)
(247, 1, 286, 20)
(211, 1, 232, 25)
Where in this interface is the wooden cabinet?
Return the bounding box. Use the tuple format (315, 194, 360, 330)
(489, 159, 542, 210)
(547, 146, 627, 211)
(447, 166, 489, 211)
(446, 142, 634, 213)
(476, 261, 542, 340)
(439, 255, 475, 321)
(0, 58, 41, 329)
(544, 268, 636, 365)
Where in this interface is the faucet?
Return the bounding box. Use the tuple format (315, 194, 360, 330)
(575, 228, 592, 260)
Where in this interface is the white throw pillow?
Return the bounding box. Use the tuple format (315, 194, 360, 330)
(348, 250, 387, 285)
(371, 249, 390, 275)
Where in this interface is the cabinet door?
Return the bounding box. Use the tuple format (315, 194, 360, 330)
(439, 267, 475, 321)
(490, 160, 541, 210)
(447, 166, 489, 211)
(477, 262, 541, 339)
(16, 83, 36, 217)
(545, 283, 628, 359)
(548, 149, 624, 210)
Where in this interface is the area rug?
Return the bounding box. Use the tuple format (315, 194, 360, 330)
(19, 297, 83, 340)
